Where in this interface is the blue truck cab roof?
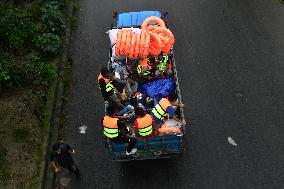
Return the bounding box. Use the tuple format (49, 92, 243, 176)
(117, 11, 161, 28)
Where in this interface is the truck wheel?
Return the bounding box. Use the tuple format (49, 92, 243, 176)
(153, 150, 162, 156)
(133, 152, 140, 158)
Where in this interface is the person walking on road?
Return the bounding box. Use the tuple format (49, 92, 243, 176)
(102, 106, 137, 155)
(50, 142, 82, 179)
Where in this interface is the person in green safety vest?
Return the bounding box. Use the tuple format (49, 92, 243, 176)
(133, 106, 157, 138)
(98, 67, 124, 108)
(137, 58, 155, 80)
(151, 93, 186, 126)
(102, 106, 137, 155)
(154, 52, 173, 78)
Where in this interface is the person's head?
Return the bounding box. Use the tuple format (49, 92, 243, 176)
(106, 106, 116, 116)
(148, 56, 156, 64)
(101, 67, 109, 78)
(52, 142, 62, 154)
(168, 93, 178, 103)
(134, 106, 146, 117)
(158, 53, 163, 60)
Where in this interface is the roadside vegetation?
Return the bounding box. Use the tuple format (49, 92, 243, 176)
(0, 0, 67, 187)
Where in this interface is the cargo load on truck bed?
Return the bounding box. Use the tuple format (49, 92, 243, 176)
(103, 11, 186, 161)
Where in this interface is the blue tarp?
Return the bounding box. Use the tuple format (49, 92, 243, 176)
(141, 78, 176, 104)
(117, 11, 161, 27)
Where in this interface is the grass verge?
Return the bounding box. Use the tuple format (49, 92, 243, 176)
(30, 69, 58, 188)
(71, 0, 79, 31)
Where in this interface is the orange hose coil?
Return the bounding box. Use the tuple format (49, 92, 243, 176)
(145, 25, 157, 32)
(142, 34, 150, 58)
(148, 32, 162, 56)
(139, 31, 146, 57)
(124, 30, 132, 56)
(119, 29, 127, 55)
(163, 36, 175, 53)
(158, 126, 181, 133)
(114, 16, 175, 58)
(128, 32, 137, 59)
(115, 29, 122, 56)
(153, 27, 174, 53)
(141, 16, 166, 30)
(134, 32, 141, 58)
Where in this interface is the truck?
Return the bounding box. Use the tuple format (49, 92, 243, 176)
(105, 11, 186, 161)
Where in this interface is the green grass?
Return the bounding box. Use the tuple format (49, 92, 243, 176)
(0, 143, 10, 186)
(12, 127, 31, 142)
(0, 0, 67, 189)
(29, 69, 58, 188)
(0, 144, 7, 168)
(71, 0, 79, 31)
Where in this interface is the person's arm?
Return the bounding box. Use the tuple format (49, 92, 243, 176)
(172, 115, 186, 125)
(51, 161, 60, 173)
(133, 120, 139, 136)
(172, 102, 185, 108)
(172, 115, 182, 123)
(50, 152, 60, 173)
(167, 106, 186, 125)
(99, 79, 109, 101)
(115, 115, 128, 119)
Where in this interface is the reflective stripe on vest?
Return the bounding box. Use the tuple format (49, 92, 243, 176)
(103, 116, 119, 138)
(105, 82, 114, 92)
(151, 98, 171, 120)
(137, 58, 151, 76)
(98, 73, 115, 93)
(136, 114, 153, 136)
(157, 55, 168, 71)
(137, 65, 151, 76)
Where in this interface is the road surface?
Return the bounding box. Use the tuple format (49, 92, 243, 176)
(64, 0, 284, 188)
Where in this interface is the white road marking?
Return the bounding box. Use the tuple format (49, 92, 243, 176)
(79, 125, 87, 134)
(228, 137, 237, 146)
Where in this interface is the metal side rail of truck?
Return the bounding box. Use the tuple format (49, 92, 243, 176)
(105, 11, 186, 161)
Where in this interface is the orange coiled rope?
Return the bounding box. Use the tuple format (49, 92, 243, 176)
(115, 16, 175, 58)
(141, 16, 166, 30)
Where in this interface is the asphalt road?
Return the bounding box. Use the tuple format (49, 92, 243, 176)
(64, 0, 284, 188)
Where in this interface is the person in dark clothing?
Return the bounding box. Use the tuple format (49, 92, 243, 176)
(98, 67, 115, 101)
(102, 106, 137, 155)
(98, 67, 124, 108)
(50, 142, 82, 179)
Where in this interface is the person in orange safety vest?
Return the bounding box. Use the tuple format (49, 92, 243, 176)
(102, 106, 137, 155)
(97, 67, 116, 101)
(133, 106, 157, 138)
(151, 93, 186, 125)
(98, 67, 127, 109)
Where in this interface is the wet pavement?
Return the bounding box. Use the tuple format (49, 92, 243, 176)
(63, 1, 284, 188)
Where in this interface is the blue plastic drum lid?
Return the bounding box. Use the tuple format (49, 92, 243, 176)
(117, 11, 161, 27)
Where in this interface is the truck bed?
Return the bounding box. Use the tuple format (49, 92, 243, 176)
(105, 11, 186, 161)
